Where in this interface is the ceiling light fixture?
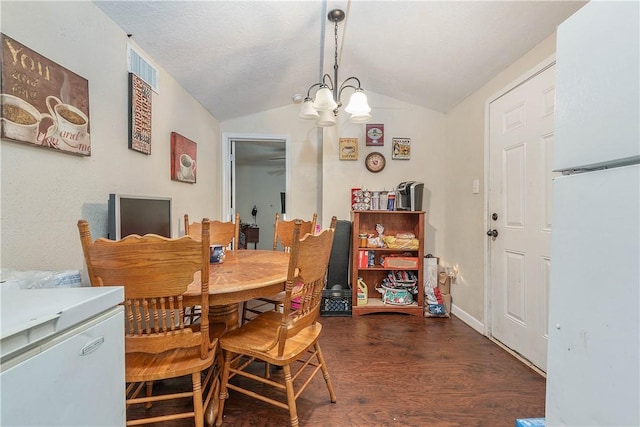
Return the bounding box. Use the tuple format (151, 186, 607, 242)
(298, 9, 372, 127)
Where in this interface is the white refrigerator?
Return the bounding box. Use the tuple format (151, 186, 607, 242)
(1, 287, 125, 426)
(545, 2, 640, 426)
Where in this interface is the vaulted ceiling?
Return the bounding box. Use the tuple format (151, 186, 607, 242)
(95, 0, 586, 123)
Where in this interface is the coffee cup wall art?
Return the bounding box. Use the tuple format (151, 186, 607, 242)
(1, 34, 91, 156)
(171, 132, 197, 183)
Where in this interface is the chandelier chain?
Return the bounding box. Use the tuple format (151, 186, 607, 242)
(334, 19, 339, 73)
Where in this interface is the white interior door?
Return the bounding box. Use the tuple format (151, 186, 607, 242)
(488, 62, 558, 371)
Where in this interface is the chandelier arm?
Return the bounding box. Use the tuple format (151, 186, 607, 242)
(321, 73, 334, 91)
(305, 82, 323, 99)
(337, 76, 364, 103)
(337, 84, 358, 103)
(340, 76, 362, 89)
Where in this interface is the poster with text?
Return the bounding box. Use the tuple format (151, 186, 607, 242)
(339, 137, 358, 160)
(392, 137, 411, 160)
(365, 124, 384, 146)
(1, 33, 91, 156)
(128, 73, 152, 154)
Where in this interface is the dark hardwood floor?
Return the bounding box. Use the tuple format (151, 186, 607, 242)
(129, 314, 546, 426)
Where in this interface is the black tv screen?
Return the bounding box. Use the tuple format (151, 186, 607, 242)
(108, 194, 172, 240)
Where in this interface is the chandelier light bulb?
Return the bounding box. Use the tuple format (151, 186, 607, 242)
(350, 112, 372, 123)
(344, 89, 371, 115)
(312, 86, 338, 111)
(316, 109, 337, 127)
(298, 98, 319, 120)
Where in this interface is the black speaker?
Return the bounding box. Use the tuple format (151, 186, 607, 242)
(326, 220, 352, 290)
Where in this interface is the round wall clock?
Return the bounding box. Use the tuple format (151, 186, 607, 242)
(365, 152, 386, 173)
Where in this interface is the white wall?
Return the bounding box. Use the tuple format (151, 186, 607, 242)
(1, 2, 222, 274)
(443, 34, 557, 325)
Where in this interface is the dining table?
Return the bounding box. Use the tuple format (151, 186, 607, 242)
(183, 249, 290, 331)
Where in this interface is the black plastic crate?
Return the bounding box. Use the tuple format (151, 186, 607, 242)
(320, 288, 352, 317)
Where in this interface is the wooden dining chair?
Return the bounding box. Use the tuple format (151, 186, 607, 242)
(215, 220, 337, 427)
(184, 213, 240, 324)
(78, 218, 220, 427)
(240, 212, 317, 325)
(185, 213, 240, 250)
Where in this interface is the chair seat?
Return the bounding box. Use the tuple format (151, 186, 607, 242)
(220, 311, 323, 365)
(126, 346, 216, 383)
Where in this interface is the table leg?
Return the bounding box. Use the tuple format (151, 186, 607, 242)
(208, 304, 239, 332)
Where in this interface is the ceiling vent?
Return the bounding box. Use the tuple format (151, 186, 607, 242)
(127, 43, 159, 93)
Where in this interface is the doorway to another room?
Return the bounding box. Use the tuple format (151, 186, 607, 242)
(222, 134, 289, 250)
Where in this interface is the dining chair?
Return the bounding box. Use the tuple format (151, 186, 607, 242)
(240, 212, 317, 325)
(215, 220, 337, 427)
(185, 213, 240, 250)
(78, 218, 220, 427)
(184, 213, 240, 324)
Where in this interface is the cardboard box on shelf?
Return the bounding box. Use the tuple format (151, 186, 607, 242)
(438, 272, 451, 294)
(383, 257, 419, 269)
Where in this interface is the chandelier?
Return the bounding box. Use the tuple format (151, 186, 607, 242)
(298, 9, 372, 127)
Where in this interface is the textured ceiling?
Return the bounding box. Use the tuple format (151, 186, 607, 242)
(94, 0, 586, 122)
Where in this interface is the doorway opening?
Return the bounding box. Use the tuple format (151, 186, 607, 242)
(222, 134, 290, 250)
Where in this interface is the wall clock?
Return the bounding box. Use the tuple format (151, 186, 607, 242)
(365, 152, 386, 173)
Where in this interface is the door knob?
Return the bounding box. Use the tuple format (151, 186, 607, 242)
(486, 229, 499, 238)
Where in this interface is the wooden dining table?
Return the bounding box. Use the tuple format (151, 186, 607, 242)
(183, 249, 290, 330)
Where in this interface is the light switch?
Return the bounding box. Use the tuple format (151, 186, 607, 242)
(472, 179, 480, 194)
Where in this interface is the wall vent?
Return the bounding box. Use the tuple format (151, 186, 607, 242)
(127, 44, 159, 93)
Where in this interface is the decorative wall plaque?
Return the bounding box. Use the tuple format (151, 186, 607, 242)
(128, 73, 152, 154)
(1, 33, 91, 156)
(365, 124, 384, 146)
(392, 137, 411, 160)
(339, 137, 358, 160)
(171, 132, 197, 183)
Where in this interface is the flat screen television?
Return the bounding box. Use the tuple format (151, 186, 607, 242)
(107, 194, 172, 240)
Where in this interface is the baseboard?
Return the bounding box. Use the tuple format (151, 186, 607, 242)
(450, 303, 484, 334)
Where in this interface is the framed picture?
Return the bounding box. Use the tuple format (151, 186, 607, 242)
(128, 73, 152, 154)
(171, 132, 197, 183)
(392, 137, 411, 160)
(1, 33, 91, 156)
(339, 137, 358, 160)
(365, 124, 384, 146)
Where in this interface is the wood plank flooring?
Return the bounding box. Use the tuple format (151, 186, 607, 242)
(128, 314, 546, 426)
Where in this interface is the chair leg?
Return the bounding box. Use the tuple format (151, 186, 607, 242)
(145, 381, 153, 409)
(216, 351, 232, 427)
(192, 372, 204, 427)
(315, 342, 337, 403)
(282, 364, 299, 427)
